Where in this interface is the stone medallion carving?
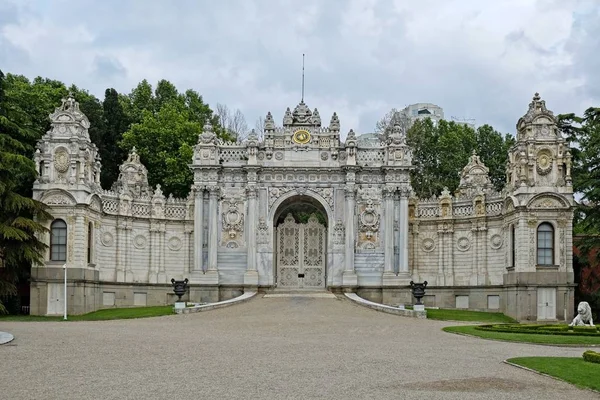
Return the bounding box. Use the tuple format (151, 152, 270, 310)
(54, 149, 70, 173)
(456, 233, 472, 252)
(420, 232, 437, 253)
(536, 151, 552, 175)
(320, 152, 329, 161)
(490, 233, 503, 250)
(168, 236, 183, 251)
(275, 151, 284, 160)
(133, 234, 147, 249)
(101, 231, 114, 247)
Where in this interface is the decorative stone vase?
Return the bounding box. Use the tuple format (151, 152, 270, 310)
(410, 281, 428, 305)
(171, 278, 189, 302)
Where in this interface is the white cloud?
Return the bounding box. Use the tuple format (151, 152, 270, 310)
(0, 0, 597, 135)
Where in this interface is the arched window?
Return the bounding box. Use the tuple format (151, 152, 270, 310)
(537, 223, 554, 266)
(50, 219, 67, 261)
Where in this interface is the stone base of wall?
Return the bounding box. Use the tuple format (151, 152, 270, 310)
(30, 267, 576, 321)
(30, 267, 246, 315)
(358, 281, 575, 322)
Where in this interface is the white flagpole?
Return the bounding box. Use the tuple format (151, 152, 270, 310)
(63, 263, 67, 320)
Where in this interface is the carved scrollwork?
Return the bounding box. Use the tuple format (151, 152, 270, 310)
(333, 219, 345, 248)
(222, 202, 245, 240)
(359, 200, 380, 240)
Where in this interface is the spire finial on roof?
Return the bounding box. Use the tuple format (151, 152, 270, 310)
(301, 53, 305, 102)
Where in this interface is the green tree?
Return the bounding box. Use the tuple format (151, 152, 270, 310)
(2, 74, 67, 153)
(119, 80, 224, 197)
(121, 103, 199, 198)
(101, 88, 130, 188)
(0, 70, 51, 313)
(402, 118, 513, 198)
(475, 125, 515, 191)
(560, 108, 600, 258)
(123, 79, 154, 123)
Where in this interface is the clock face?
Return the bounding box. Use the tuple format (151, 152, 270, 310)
(292, 129, 311, 145)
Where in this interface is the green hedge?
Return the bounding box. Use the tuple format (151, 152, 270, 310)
(475, 324, 600, 337)
(583, 351, 600, 364)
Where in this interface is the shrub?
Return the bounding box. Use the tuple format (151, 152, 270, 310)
(583, 350, 600, 364)
(572, 326, 599, 333)
(475, 324, 600, 337)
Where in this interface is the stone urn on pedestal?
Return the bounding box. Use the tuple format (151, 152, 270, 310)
(171, 278, 189, 309)
(410, 281, 428, 311)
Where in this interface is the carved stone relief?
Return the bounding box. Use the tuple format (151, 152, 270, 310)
(257, 217, 270, 245)
(455, 232, 472, 252)
(420, 232, 437, 253)
(332, 219, 345, 248)
(220, 187, 246, 245)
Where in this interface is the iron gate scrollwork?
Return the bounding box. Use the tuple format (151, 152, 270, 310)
(276, 213, 325, 288)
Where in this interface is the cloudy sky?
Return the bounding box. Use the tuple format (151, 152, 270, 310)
(1, 0, 598, 136)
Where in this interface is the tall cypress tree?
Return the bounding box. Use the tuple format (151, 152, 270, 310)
(101, 88, 130, 189)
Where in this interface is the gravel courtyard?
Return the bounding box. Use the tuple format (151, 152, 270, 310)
(1, 295, 597, 400)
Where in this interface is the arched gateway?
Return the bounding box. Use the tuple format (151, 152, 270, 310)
(272, 194, 330, 289)
(31, 94, 576, 322)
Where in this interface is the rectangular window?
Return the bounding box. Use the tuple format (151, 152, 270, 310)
(511, 225, 516, 267)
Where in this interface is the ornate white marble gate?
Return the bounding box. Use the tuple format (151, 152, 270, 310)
(276, 214, 326, 289)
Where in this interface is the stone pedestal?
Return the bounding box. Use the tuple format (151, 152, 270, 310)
(413, 304, 425, 311)
(243, 270, 259, 286)
(174, 302, 186, 309)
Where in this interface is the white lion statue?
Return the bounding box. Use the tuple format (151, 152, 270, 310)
(569, 301, 594, 327)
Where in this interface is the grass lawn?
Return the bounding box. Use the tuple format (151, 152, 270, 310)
(444, 325, 600, 345)
(426, 308, 516, 323)
(0, 306, 174, 322)
(507, 357, 600, 392)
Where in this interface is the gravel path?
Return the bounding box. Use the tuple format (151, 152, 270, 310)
(1, 295, 597, 400)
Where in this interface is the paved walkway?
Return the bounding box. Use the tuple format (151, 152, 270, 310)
(0, 295, 597, 399)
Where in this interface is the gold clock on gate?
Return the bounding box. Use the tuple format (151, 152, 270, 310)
(292, 129, 311, 144)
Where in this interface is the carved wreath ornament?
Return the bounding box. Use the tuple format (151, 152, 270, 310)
(536, 151, 552, 175)
(222, 203, 244, 239)
(359, 200, 380, 239)
(54, 150, 70, 173)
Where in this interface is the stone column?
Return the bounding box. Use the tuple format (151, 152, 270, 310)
(193, 187, 204, 272)
(195, 185, 219, 284)
(244, 187, 259, 286)
(342, 185, 358, 286)
(383, 187, 395, 274)
(207, 186, 219, 271)
(399, 195, 409, 274)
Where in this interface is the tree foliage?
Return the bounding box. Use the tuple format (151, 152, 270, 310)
(120, 81, 227, 197)
(404, 118, 513, 198)
(0, 70, 51, 313)
(560, 108, 600, 260)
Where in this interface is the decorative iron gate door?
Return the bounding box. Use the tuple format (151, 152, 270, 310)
(276, 213, 326, 288)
